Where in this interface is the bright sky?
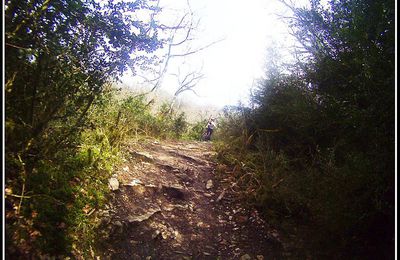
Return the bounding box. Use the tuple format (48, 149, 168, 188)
(122, 0, 308, 108)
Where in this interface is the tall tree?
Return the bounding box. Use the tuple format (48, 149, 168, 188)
(5, 0, 163, 256)
(5, 0, 163, 176)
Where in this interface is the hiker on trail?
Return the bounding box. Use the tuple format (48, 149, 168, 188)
(204, 117, 216, 141)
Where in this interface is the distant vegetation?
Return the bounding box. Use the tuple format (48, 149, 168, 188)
(215, 0, 395, 259)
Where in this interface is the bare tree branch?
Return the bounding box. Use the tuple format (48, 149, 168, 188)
(134, 0, 223, 97)
(169, 37, 225, 58)
(167, 63, 205, 114)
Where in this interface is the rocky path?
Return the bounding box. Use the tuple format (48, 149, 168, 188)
(96, 140, 283, 260)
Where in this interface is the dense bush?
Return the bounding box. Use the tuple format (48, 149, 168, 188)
(4, 0, 164, 257)
(5, 86, 124, 258)
(215, 0, 395, 258)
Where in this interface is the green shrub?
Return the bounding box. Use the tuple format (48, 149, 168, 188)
(215, 0, 395, 255)
(183, 119, 207, 140)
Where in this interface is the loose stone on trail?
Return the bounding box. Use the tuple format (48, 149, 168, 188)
(206, 179, 213, 189)
(108, 177, 119, 191)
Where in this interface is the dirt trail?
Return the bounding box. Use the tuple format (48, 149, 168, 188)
(96, 140, 283, 260)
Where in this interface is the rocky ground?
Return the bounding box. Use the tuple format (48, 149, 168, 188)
(95, 140, 283, 260)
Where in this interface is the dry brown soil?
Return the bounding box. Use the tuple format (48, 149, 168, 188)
(96, 139, 283, 260)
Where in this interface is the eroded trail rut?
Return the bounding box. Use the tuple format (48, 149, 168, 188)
(97, 140, 282, 259)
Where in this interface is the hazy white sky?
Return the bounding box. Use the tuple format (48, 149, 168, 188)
(123, 0, 307, 108)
